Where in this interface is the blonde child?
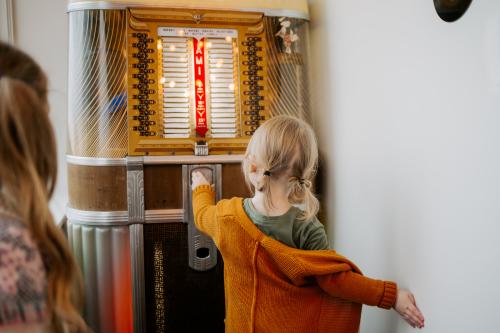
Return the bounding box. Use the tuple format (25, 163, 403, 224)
(192, 115, 424, 332)
(0, 42, 87, 332)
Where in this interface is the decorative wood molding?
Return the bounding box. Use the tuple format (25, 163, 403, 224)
(129, 8, 264, 25)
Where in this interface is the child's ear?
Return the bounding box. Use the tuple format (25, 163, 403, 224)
(249, 163, 257, 173)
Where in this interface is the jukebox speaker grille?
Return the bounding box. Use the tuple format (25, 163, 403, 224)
(144, 223, 225, 332)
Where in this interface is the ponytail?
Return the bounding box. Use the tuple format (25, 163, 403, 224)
(288, 177, 319, 221)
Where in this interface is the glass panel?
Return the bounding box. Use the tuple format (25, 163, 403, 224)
(265, 17, 311, 121)
(68, 10, 128, 157)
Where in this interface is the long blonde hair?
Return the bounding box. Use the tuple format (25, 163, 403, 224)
(242, 115, 319, 220)
(0, 42, 87, 332)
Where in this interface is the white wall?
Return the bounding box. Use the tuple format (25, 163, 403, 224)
(12, 0, 68, 222)
(309, 0, 500, 332)
(0, 0, 14, 42)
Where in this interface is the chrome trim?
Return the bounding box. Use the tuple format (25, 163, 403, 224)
(146, 209, 184, 223)
(67, 1, 310, 19)
(144, 154, 244, 165)
(68, 1, 127, 11)
(130, 224, 146, 333)
(182, 165, 189, 223)
(67, 207, 129, 225)
(66, 155, 127, 166)
(66, 207, 184, 225)
(127, 157, 145, 223)
(66, 154, 243, 166)
(195, 141, 209, 156)
(186, 164, 221, 271)
(185, 164, 222, 224)
(215, 164, 222, 201)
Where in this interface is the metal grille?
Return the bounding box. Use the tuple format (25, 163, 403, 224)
(144, 223, 225, 332)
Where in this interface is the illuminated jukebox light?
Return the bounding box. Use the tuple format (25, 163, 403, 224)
(159, 27, 239, 140)
(162, 36, 190, 138)
(207, 37, 237, 138)
(193, 38, 208, 137)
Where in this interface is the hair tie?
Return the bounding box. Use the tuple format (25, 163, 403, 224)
(297, 178, 312, 189)
(263, 170, 271, 176)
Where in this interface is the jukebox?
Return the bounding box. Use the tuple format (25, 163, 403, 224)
(65, 1, 312, 332)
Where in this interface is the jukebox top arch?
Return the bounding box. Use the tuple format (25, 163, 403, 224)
(67, 0, 310, 20)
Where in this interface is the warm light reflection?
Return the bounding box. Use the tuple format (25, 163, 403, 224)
(169, 45, 176, 52)
(153, 242, 165, 330)
(160, 77, 166, 84)
(228, 83, 235, 91)
(157, 40, 162, 50)
(216, 60, 223, 68)
(206, 41, 212, 48)
(169, 81, 176, 88)
(178, 29, 185, 36)
(225, 36, 232, 43)
(183, 90, 189, 97)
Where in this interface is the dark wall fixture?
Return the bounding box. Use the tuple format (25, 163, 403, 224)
(434, 0, 473, 22)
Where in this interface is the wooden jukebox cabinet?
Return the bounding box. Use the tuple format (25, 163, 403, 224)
(66, 1, 312, 332)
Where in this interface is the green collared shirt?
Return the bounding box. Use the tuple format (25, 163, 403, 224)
(243, 198, 329, 250)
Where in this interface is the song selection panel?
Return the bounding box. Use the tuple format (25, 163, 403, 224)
(159, 28, 239, 139)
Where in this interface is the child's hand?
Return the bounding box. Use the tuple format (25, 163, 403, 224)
(394, 289, 425, 329)
(191, 171, 210, 190)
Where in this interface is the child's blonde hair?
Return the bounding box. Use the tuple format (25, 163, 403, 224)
(242, 115, 319, 220)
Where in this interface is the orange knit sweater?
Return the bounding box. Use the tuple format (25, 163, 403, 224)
(193, 185, 398, 333)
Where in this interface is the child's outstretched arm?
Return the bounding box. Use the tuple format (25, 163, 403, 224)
(191, 171, 220, 243)
(316, 273, 424, 329)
